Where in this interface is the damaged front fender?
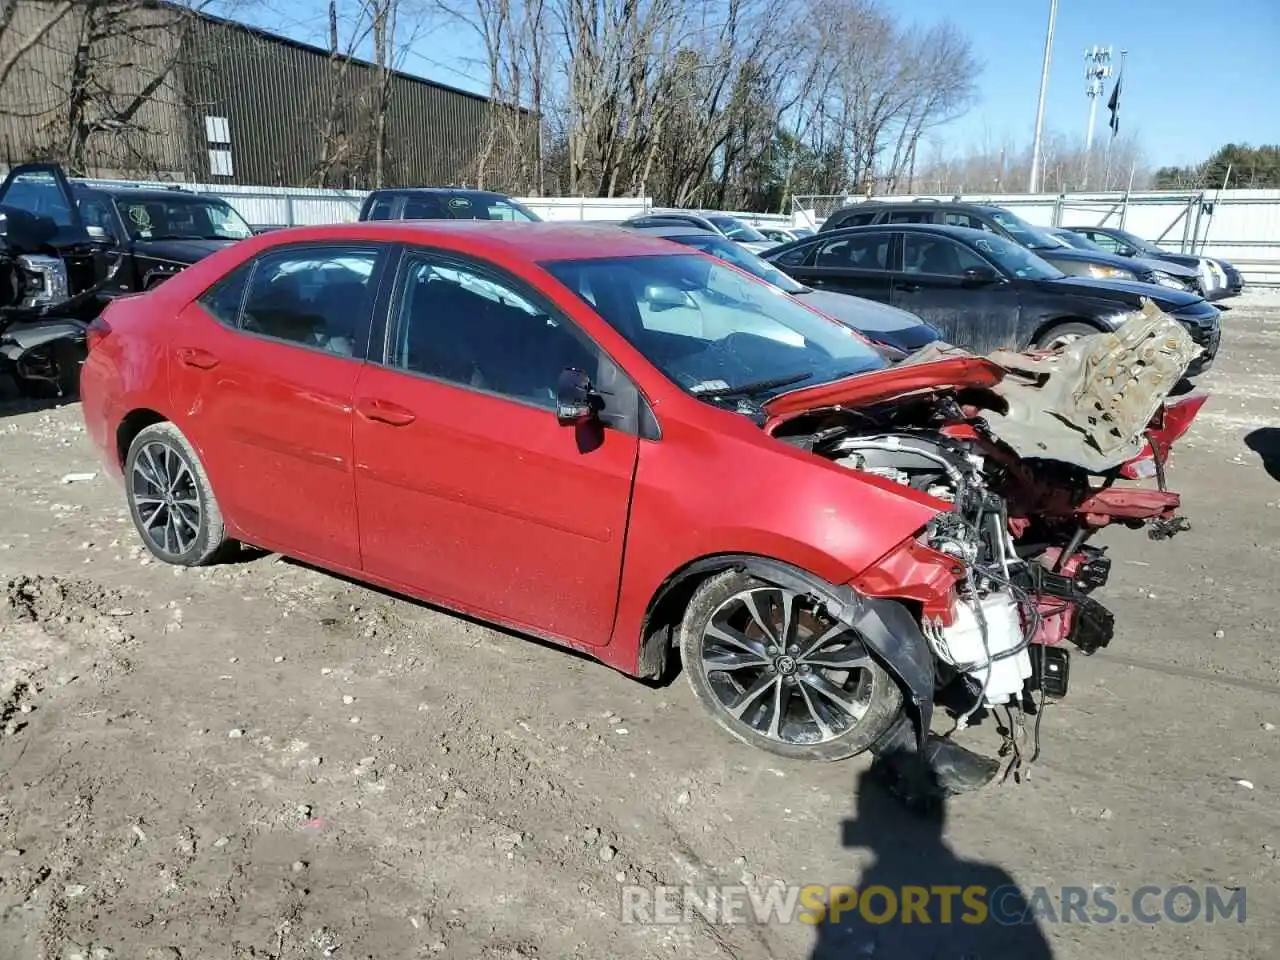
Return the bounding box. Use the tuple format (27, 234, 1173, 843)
(659, 554, 939, 750)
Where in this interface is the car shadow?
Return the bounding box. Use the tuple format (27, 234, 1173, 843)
(1244, 428, 1280, 482)
(0, 395, 78, 419)
(809, 763, 1054, 959)
(274, 555, 622, 674)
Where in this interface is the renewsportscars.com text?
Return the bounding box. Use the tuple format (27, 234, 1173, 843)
(620, 883, 1246, 926)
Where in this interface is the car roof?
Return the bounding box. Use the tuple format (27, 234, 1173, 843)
(72, 183, 214, 203)
(369, 187, 510, 198)
(256, 220, 684, 261)
(624, 223, 721, 239)
(819, 222, 988, 241)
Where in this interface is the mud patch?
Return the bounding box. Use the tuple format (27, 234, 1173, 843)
(1, 575, 137, 734)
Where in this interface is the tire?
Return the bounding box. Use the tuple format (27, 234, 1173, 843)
(124, 421, 232, 566)
(1035, 321, 1101, 350)
(678, 570, 903, 761)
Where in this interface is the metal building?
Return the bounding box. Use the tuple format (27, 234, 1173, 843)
(0, 0, 525, 189)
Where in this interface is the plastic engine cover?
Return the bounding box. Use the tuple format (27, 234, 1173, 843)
(933, 592, 1030, 705)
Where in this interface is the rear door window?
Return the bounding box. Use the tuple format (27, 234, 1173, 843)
(231, 245, 383, 357)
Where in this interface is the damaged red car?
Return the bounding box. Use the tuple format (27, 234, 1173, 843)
(79, 222, 1206, 801)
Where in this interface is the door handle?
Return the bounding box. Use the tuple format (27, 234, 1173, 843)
(355, 397, 416, 426)
(176, 347, 219, 369)
(898, 282, 921, 293)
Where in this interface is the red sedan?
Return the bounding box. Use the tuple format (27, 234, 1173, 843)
(80, 221, 1200, 798)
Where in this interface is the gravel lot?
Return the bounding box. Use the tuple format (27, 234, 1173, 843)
(2, 291, 1279, 960)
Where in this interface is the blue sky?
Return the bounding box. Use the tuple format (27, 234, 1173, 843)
(231, 0, 1280, 169)
(910, 0, 1280, 167)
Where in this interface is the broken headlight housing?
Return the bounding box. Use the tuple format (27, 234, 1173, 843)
(16, 253, 70, 309)
(1086, 263, 1132, 280)
(1150, 269, 1190, 291)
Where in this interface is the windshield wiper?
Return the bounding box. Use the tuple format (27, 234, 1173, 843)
(692, 371, 813, 399)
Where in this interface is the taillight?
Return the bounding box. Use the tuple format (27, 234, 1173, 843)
(86, 315, 112, 351)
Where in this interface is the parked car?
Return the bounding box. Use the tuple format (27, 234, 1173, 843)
(620, 211, 776, 254)
(1065, 225, 1245, 300)
(1047, 227, 1201, 294)
(763, 223, 1221, 374)
(819, 200, 1200, 292)
(0, 163, 256, 396)
(757, 225, 806, 244)
(79, 220, 1204, 800)
(0, 162, 256, 305)
(359, 188, 542, 223)
(620, 221, 941, 354)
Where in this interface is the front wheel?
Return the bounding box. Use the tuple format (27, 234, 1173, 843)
(679, 571, 903, 761)
(1036, 321, 1101, 350)
(124, 422, 233, 566)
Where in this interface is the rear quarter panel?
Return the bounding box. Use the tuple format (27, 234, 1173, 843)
(80, 292, 174, 481)
(81, 238, 270, 479)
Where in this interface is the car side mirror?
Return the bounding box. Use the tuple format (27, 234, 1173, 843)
(642, 283, 689, 311)
(961, 266, 1001, 286)
(1116, 246, 1135, 257)
(556, 367, 600, 426)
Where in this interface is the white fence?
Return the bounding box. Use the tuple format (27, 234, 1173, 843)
(53, 176, 1280, 286)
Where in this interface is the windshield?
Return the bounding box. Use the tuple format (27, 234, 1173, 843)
(986, 208, 1062, 251)
(707, 216, 769, 244)
(1055, 230, 1103, 251)
(115, 196, 254, 241)
(449, 194, 541, 222)
(1111, 228, 1161, 255)
(544, 254, 885, 400)
(968, 233, 1064, 280)
(668, 233, 808, 294)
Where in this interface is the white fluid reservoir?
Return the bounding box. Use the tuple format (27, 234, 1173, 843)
(932, 592, 1031, 706)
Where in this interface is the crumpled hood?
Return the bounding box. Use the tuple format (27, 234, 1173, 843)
(766, 300, 1201, 473)
(1131, 256, 1199, 279)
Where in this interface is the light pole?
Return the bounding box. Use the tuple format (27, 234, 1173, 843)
(1028, 0, 1059, 194)
(1082, 46, 1113, 188)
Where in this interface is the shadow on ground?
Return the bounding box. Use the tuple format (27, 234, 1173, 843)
(0, 395, 77, 419)
(809, 765, 1054, 959)
(1244, 428, 1280, 482)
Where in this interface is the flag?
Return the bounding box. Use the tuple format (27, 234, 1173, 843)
(1107, 73, 1122, 136)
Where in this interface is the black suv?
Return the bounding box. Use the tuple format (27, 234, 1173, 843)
(0, 162, 255, 309)
(358, 188, 541, 222)
(820, 200, 1199, 292)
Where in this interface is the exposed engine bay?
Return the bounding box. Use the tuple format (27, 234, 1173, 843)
(766, 309, 1205, 798)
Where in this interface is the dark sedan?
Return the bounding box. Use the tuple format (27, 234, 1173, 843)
(817, 199, 1194, 291)
(763, 224, 1221, 376)
(1067, 225, 1245, 300)
(618, 222, 942, 355)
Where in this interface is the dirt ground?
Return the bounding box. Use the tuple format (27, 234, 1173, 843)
(2, 292, 1279, 960)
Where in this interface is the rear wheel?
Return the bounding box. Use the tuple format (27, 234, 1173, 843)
(1036, 321, 1101, 350)
(679, 571, 903, 761)
(124, 422, 232, 566)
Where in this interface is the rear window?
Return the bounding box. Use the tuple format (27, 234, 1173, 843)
(365, 196, 396, 221)
(831, 210, 878, 229)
